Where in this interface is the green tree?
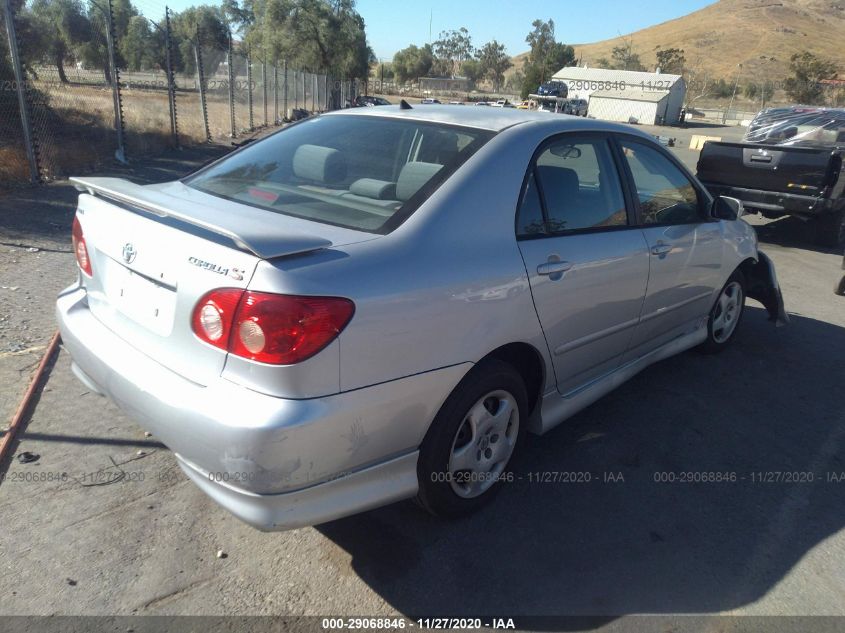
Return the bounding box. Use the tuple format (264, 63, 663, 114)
(523, 19, 575, 90)
(392, 43, 433, 83)
(30, 0, 91, 83)
(169, 5, 229, 77)
(525, 18, 555, 82)
(77, 0, 139, 84)
(610, 39, 645, 71)
(372, 62, 393, 81)
(120, 15, 156, 71)
(521, 63, 543, 99)
(460, 58, 483, 84)
(744, 82, 758, 99)
(476, 39, 511, 91)
(433, 27, 473, 77)
(233, 0, 372, 78)
(710, 78, 732, 98)
(784, 51, 838, 105)
(655, 47, 685, 74)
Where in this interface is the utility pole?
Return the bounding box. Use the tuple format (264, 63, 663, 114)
(726, 63, 742, 124)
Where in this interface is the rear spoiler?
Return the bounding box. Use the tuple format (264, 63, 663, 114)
(70, 177, 332, 259)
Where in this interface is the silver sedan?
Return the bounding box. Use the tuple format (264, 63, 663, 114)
(58, 106, 787, 530)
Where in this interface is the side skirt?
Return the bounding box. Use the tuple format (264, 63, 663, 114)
(531, 325, 708, 435)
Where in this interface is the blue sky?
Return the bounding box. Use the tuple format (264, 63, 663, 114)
(160, 0, 715, 60)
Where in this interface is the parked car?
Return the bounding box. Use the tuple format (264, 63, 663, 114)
(353, 95, 391, 107)
(836, 254, 845, 295)
(516, 100, 531, 110)
(697, 108, 845, 247)
(491, 100, 516, 108)
(59, 108, 786, 531)
(564, 98, 589, 117)
(537, 80, 568, 98)
(745, 105, 825, 141)
(420, 98, 442, 104)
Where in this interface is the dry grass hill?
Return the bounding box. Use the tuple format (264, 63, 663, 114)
(512, 0, 845, 83)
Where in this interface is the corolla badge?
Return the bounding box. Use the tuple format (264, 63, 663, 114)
(122, 243, 137, 264)
(188, 256, 244, 281)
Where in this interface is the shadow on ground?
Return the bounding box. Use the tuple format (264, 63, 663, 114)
(318, 307, 845, 624)
(752, 214, 844, 256)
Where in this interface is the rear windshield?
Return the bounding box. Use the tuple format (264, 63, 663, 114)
(185, 115, 495, 233)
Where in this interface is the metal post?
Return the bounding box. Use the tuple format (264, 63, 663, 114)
(294, 69, 298, 110)
(311, 73, 316, 112)
(283, 60, 288, 118)
(194, 27, 211, 142)
(3, 0, 38, 183)
(105, 0, 127, 162)
(273, 63, 278, 124)
(262, 60, 268, 126)
(227, 33, 236, 137)
(246, 50, 254, 131)
(302, 71, 307, 112)
(325, 74, 330, 111)
(164, 7, 179, 147)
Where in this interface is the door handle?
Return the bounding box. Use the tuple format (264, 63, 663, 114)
(537, 261, 573, 276)
(650, 243, 673, 256)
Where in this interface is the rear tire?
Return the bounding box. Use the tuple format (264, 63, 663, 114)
(835, 274, 845, 296)
(698, 271, 746, 354)
(813, 208, 845, 249)
(416, 359, 527, 518)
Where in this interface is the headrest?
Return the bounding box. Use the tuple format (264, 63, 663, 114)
(536, 165, 580, 198)
(396, 162, 443, 201)
(349, 178, 397, 200)
(293, 144, 346, 184)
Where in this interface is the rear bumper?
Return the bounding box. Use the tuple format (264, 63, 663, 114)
(57, 284, 470, 530)
(701, 183, 835, 219)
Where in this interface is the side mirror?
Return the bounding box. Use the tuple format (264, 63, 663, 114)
(712, 196, 744, 221)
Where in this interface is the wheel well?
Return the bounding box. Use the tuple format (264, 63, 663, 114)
(483, 343, 545, 416)
(737, 257, 757, 284)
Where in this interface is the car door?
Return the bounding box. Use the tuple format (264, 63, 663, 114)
(615, 136, 725, 359)
(517, 133, 651, 396)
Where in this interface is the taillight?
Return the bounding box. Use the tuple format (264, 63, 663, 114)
(191, 289, 354, 365)
(72, 215, 93, 277)
(192, 288, 243, 351)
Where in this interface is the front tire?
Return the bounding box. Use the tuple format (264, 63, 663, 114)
(698, 271, 746, 354)
(416, 359, 527, 517)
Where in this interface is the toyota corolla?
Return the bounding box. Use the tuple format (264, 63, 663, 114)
(57, 106, 787, 530)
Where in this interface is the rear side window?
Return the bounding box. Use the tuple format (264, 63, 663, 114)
(185, 115, 494, 234)
(620, 139, 703, 225)
(517, 136, 627, 236)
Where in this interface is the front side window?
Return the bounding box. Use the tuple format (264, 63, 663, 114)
(516, 135, 627, 236)
(186, 115, 494, 233)
(620, 139, 703, 225)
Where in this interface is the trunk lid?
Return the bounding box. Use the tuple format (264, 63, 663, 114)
(71, 177, 364, 386)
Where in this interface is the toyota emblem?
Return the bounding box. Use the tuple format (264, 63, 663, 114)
(122, 243, 137, 264)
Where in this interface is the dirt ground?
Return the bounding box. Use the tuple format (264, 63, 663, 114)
(0, 121, 843, 630)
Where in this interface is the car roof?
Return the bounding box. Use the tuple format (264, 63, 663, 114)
(322, 104, 645, 135)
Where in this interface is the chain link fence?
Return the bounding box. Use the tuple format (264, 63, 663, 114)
(0, 0, 344, 188)
(0, 10, 32, 184)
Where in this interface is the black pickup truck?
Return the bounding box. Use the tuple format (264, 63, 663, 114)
(696, 108, 845, 248)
